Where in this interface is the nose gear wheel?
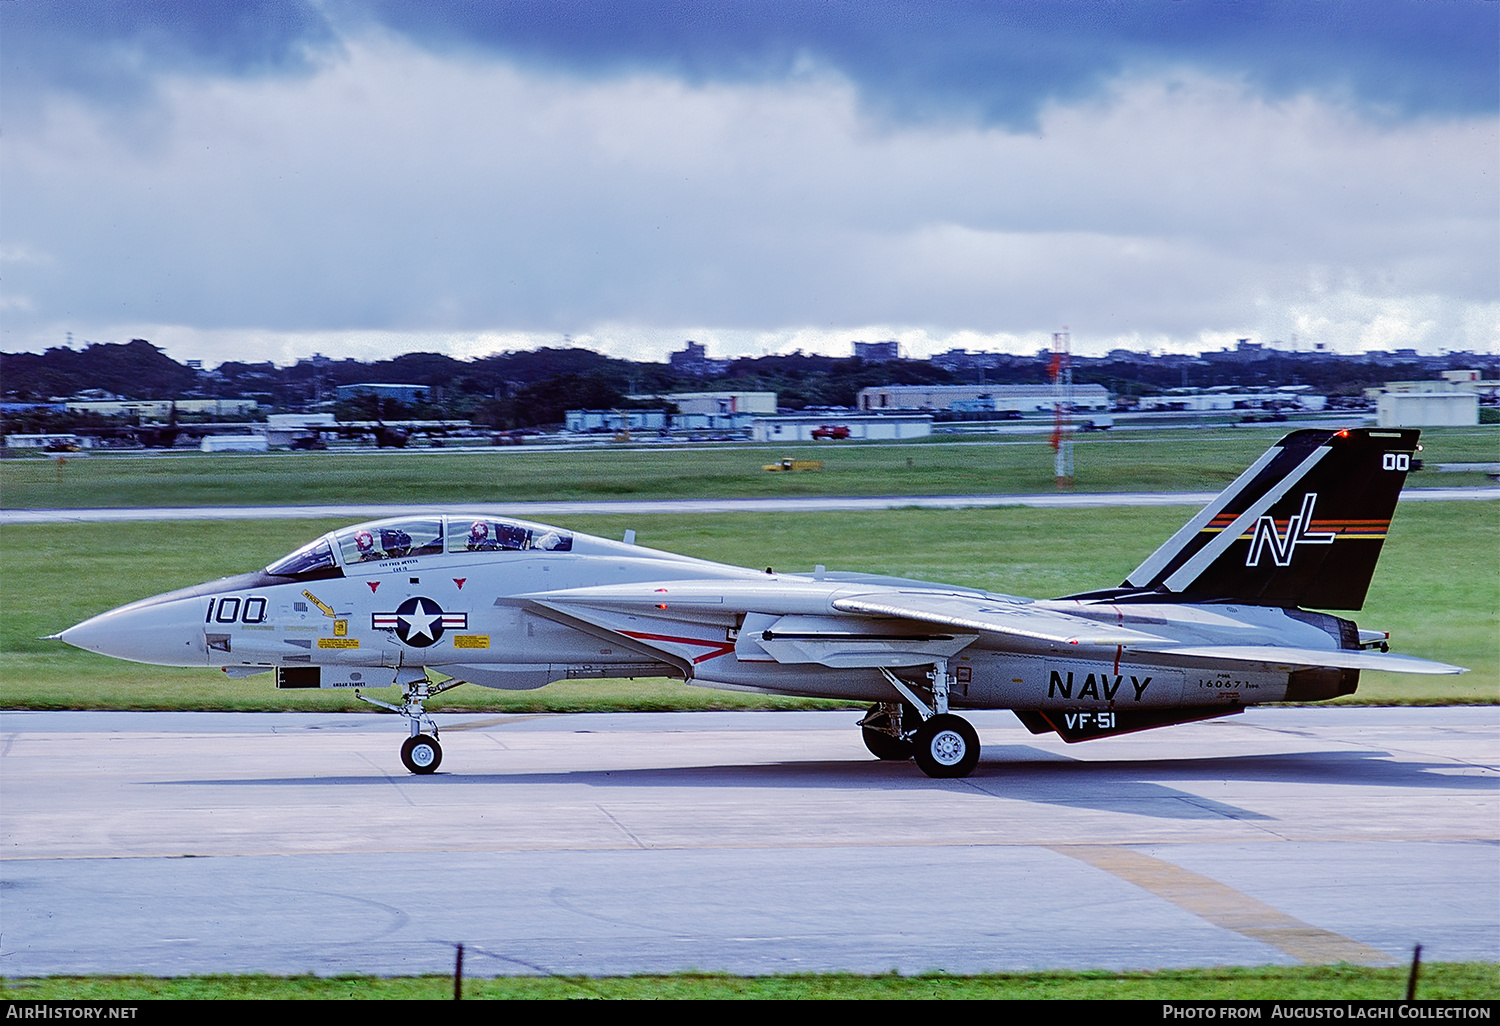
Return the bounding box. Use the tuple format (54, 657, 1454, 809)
(401, 733, 442, 774)
(357, 674, 466, 775)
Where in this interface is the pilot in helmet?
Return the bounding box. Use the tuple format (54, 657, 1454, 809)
(354, 529, 379, 561)
(380, 528, 412, 558)
(468, 520, 493, 551)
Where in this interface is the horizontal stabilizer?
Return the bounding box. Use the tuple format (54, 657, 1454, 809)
(832, 593, 1168, 647)
(1132, 644, 1466, 674)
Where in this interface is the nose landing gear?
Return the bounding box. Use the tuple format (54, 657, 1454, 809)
(357, 671, 465, 774)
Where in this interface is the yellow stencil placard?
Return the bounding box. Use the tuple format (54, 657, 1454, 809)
(453, 635, 490, 649)
(318, 638, 360, 649)
(302, 590, 337, 618)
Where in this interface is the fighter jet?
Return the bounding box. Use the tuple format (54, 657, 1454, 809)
(57, 428, 1464, 777)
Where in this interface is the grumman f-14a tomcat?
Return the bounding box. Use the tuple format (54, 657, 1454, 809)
(57, 428, 1464, 778)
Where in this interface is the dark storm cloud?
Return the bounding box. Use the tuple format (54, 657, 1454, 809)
(5, 2, 1494, 362)
(1, 0, 337, 128)
(355, 0, 1500, 124)
(9, 1, 1497, 125)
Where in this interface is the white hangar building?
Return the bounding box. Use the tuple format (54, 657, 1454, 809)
(857, 384, 1110, 413)
(750, 414, 933, 442)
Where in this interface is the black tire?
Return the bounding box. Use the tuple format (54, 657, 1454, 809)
(401, 733, 442, 774)
(859, 703, 921, 760)
(862, 725, 915, 760)
(912, 714, 980, 779)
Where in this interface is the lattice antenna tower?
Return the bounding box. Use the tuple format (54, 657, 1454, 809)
(1050, 329, 1074, 488)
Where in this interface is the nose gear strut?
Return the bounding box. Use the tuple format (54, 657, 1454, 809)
(356, 672, 467, 774)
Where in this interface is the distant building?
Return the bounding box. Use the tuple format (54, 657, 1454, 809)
(0, 402, 66, 414)
(200, 434, 269, 453)
(1136, 388, 1327, 412)
(1377, 392, 1478, 427)
(853, 340, 900, 361)
(335, 383, 430, 405)
(622, 390, 776, 431)
(263, 413, 338, 448)
(3, 433, 94, 450)
(668, 341, 730, 377)
(64, 398, 259, 418)
(857, 384, 1110, 413)
(752, 413, 932, 442)
(564, 409, 668, 433)
(1201, 340, 1269, 364)
(929, 349, 1007, 374)
(1367, 370, 1500, 402)
(655, 391, 777, 431)
(1365, 369, 1492, 426)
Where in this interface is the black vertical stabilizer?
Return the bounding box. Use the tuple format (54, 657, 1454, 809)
(1117, 428, 1420, 609)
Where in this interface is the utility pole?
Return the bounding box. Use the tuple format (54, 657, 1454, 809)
(1050, 329, 1073, 489)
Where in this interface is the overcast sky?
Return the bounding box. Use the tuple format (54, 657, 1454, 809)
(4, 1, 1497, 368)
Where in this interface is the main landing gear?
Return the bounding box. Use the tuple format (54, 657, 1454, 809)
(911, 714, 980, 779)
(357, 671, 466, 775)
(859, 702, 918, 760)
(860, 662, 982, 779)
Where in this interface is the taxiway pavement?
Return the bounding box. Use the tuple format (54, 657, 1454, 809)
(2, 707, 1495, 977)
(2, 487, 1495, 525)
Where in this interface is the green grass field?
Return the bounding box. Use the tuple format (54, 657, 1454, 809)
(2, 964, 1494, 1000)
(4, 503, 1495, 710)
(4, 426, 1497, 507)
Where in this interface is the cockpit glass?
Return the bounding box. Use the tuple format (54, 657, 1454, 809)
(266, 538, 336, 577)
(450, 518, 572, 554)
(337, 518, 444, 564)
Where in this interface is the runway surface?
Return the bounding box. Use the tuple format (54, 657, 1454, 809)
(2, 487, 1495, 524)
(2, 707, 1495, 977)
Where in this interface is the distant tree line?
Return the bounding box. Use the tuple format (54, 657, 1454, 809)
(2, 337, 1494, 435)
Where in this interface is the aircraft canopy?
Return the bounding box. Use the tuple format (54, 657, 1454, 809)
(265, 515, 574, 578)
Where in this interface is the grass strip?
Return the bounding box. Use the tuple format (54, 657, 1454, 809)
(3, 964, 1496, 1000)
(5, 427, 1496, 508)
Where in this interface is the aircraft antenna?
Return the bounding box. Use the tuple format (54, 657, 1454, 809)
(1050, 329, 1074, 489)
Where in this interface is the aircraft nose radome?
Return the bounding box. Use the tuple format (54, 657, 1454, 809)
(58, 597, 208, 667)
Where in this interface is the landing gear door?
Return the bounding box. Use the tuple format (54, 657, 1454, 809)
(276, 666, 391, 689)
